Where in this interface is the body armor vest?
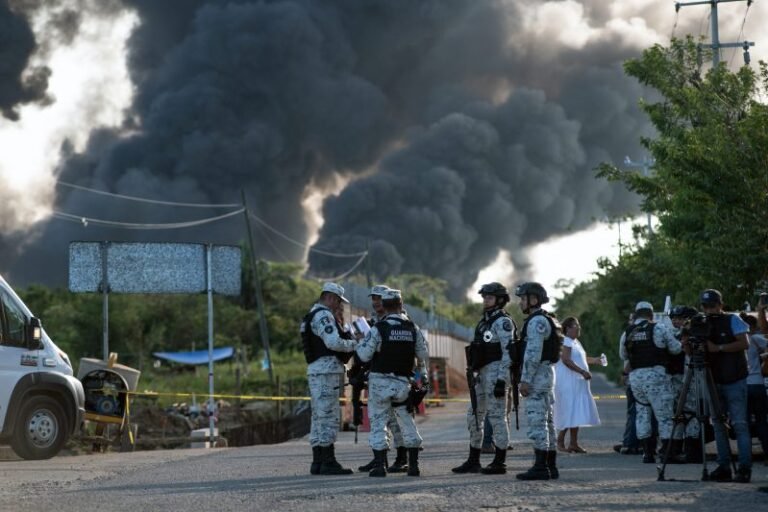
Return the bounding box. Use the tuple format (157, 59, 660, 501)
(370, 317, 417, 377)
(519, 310, 563, 364)
(625, 321, 667, 369)
(467, 309, 510, 370)
(301, 306, 352, 364)
(707, 314, 748, 384)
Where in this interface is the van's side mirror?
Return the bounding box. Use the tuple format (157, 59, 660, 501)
(27, 317, 43, 350)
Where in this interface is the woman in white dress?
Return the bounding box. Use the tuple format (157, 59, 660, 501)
(555, 317, 601, 453)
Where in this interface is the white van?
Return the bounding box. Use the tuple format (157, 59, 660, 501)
(0, 275, 84, 459)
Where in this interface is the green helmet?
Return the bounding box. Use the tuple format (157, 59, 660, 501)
(514, 282, 549, 304)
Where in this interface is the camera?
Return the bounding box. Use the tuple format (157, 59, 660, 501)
(681, 313, 710, 357)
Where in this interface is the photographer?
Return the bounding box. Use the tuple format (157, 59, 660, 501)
(689, 289, 751, 483)
(619, 301, 681, 464)
(743, 309, 768, 463)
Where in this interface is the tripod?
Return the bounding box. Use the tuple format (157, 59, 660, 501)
(658, 346, 735, 481)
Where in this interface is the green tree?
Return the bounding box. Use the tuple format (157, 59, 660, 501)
(597, 37, 768, 306)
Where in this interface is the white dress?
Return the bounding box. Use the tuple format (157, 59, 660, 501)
(554, 336, 601, 430)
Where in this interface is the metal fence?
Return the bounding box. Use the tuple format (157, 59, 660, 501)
(341, 281, 473, 341)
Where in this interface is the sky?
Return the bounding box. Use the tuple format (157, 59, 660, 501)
(0, 0, 766, 302)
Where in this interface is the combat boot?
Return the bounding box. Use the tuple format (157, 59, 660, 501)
(407, 448, 420, 477)
(318, 444, 353, 475)
(480, 447, 507, 474)
(516, 449, 550, 480)
(684, 437, 703, 463)
(546, 450, 559, 479)
(359, 450, 387, 472)
(310, 446, 321, 475)
(708, 464, 732, 482)
(451, 446, 482, 473)
(734, 465, 751, 483)
(641, 438, 656, 464)
(369, 449, 388, 477)
(387, 447, 408, 473)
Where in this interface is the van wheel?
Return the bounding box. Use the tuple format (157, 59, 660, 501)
(10, 396, 68, 460)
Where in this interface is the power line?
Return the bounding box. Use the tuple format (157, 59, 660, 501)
(311, 251, 369, 282)
(247, 211, 367, 258)
(51, 208, 245, 230)
(728, 2, 752, 67)
(56, 180, 242, 208)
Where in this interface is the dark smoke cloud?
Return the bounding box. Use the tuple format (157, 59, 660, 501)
(5, 0, 698, 295)
(0, 0, 51, 120)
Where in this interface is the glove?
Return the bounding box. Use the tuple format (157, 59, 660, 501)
(493, 379, 506, 398)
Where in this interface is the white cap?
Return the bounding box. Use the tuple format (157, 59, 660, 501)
(381, 288, 402, 301)
(635, 301, 653, 312)
(322, 282, 349, 303)
(368, 285, 389, 297)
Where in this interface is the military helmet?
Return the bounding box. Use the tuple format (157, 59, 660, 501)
(478, 282, 509, 298)
(514, 282, 549, 304)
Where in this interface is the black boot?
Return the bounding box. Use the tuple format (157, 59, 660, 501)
(388, 447, 409, 473)
(452, 446, 482, 473)
(369, 449, 388, 477)
(734, 465, 751, 483)
(546, 450, 559, 479)
(641, 438, 656, 464)
(407, 448, 420, 477)
(708, 464, 732, 482)
(359, 450, 387, 472)
(318, 444, 353, 475)
(683, 437, 703, 463)
(310, 446, 321, 475)
(516, 449, 550, 480)
(481, 447, 507, 474)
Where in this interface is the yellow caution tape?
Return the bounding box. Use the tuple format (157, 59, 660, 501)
(126, 390, 626, 403)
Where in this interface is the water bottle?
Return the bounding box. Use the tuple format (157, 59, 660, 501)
(600, 353, 608, 367)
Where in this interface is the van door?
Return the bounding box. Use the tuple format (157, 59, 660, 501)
(0, 287, 36, 432)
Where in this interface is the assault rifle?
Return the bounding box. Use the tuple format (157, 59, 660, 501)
(464, 345, 479, 430)
(347, 361, 369, 444)
(509, 360, 521, 430)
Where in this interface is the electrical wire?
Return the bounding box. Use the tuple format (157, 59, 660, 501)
(51, 208, 245, 230)
(311, 251, 368, 282)
(670, 1, 680, 40)
(255, 222, 291, 262)
(728, 2, 751, 67)
(56, 180, 241, 208)
(248, 211, 367, 258)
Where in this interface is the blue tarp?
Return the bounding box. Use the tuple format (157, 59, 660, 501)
(153, 347, 234, 365)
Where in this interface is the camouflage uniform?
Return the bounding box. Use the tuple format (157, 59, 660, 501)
(467, 312, 514, 450)
(520, 312, 556, 451)
(356, 313, 429, 451)
(619, 320, 682, 441)
(305, 303, 357, 447)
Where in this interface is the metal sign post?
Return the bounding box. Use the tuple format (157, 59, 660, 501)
(70, 241, 242, 446)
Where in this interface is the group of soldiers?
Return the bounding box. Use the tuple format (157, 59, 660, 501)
(301, 279, 563, 480)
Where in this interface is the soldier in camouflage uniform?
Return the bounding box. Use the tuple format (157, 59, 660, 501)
(619, 301, 682, 464)
(514, 282, 561, 481)
(355, 288, 429, 477)
(302, 282, 357, 475)
(668, 305, 702, 463)
(452, 282, 515, 475)
(357, 285, 409, 474)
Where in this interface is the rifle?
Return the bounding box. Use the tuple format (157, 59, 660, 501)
(465, 345, 479, 430)
(347, 361, 369, 444)
(509, 360, 521, 430)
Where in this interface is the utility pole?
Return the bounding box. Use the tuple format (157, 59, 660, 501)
(675, 0, 755, 66)
(623, 155, 655, 236)
(241, 190, 274, 384)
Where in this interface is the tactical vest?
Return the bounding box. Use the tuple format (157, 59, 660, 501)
(519, 310, 563, 363)
(624, 321, 668, 369)
(300, 306, 352, 364)
(370, 317, 417, 377)
(467, 309, 511, 370)
(707, 314, 748, 384)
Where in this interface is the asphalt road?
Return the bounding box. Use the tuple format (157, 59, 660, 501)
(1, 374, 767, 511)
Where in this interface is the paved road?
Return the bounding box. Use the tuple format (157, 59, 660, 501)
(1, 374, 766, 511)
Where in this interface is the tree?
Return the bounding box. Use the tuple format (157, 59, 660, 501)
(597, 37, 768, 306)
